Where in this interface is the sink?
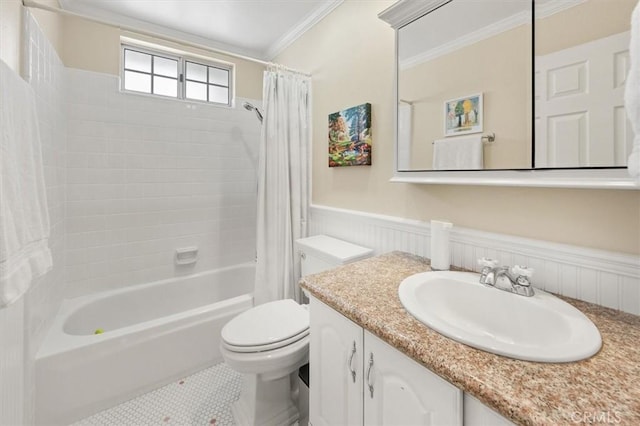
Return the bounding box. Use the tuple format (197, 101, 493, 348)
(398, 271, 602, 362)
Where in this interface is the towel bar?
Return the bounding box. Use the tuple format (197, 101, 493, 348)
(433, 133, 496, 144)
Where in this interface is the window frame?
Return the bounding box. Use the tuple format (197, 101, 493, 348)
(120, 43, 234, 107)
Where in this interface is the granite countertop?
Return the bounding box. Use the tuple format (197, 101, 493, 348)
(299, 251, 640, 426)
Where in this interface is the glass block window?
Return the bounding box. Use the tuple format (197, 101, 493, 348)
(121, 44, 233, 106)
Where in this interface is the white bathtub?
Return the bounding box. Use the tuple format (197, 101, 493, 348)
(35, 263, 255, 425)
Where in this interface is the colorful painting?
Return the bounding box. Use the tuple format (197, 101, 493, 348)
(328, 103, 372, 167)
(444, 93, 483, 136)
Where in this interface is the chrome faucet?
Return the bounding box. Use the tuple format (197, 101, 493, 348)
(478, 258, 535, 297)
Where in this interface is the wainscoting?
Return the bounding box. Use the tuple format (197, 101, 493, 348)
(308, 204, 640, 315)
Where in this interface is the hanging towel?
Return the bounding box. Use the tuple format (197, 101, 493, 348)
(432, 135, 483, 170)
(625, 1, 640, 181)
(397, 102, 413, 169)
(0, 60, 52, 308)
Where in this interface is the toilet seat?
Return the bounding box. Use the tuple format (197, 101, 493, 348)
(221, 299, 309, 353)
(222, 328, 309, 353)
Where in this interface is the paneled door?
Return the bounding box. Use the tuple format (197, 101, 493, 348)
(535, 31, 632, 167)
(363, 331, 462, 426)
(309, 298, 363, 426)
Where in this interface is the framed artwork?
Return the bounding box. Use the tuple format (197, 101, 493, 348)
(444, 93, 483, 136)
(328, 103, 372, 167)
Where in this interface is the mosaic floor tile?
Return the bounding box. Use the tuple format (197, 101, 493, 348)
(73, 363, 241, 426)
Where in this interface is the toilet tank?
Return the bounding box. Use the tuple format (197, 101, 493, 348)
(296, 235, 374, 277)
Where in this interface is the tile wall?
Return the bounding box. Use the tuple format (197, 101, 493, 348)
(2, 12, 261, 423)
(0, 10, 67, 425)
(64, 68, 260, 297)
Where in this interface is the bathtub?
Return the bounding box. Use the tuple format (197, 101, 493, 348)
(35, 263, 255, 425)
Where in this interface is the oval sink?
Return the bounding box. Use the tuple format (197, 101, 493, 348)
(398, 271, 602, 362)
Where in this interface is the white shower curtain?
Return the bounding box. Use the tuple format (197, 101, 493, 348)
(254, 65, 311, 305)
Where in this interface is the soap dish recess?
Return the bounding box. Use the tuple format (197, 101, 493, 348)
(175, 246, 198, 265)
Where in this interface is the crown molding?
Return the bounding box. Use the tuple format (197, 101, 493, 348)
(378, 0, 451, 29)
(400, 9, 531, 70)
(535, 0, 588, 19)
(58, 0, 272, 60)
(266, 0, 344, 61)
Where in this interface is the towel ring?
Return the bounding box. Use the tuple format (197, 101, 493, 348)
(432, 133, 496, 144)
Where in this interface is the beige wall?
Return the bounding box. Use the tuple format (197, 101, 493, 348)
(1, 4, 263, 99)
(60, 15, 264, 99)
(0, 0, 62, 73)
(536, 0, 636, 55)
(275, 0, 640, 255)
(400, 24, 531, 169)
(1, 0, 23, 73)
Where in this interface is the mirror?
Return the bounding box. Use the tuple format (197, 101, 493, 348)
(534, 0, 635, 168)
(393, 0, 634, 172)
(397, 0, 532, 171)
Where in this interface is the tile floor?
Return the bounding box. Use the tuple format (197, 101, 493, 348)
(72, 363, 242, 426)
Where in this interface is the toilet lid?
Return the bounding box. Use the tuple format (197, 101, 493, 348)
(221, 299, 309, 351)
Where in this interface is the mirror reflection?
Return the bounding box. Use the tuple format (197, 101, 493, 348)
(534, 0, 635, 168)
(397, 0, 532, 171)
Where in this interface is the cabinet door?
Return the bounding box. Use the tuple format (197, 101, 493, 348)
(364, 331, 463, 426)
(463, 394, 515, 426)
(309, 297, 363, 426)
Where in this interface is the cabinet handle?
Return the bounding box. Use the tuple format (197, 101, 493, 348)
(366, 352, 374, 398)
(348, 341, 357, 383)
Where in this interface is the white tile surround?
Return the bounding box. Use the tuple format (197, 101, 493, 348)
(0, 11, 67, 426)
(309, 204, 640, 315)
(1, 12, 260, 424)
(64, 69, 260, 298)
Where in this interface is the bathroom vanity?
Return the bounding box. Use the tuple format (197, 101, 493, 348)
(300, 252, 640, 425)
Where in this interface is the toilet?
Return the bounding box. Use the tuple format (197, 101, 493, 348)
(220, 235, 374, 426)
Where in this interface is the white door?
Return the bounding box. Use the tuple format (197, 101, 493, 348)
(309, 297, 363, 426)
(363, 331, 463, 426)
(535, 31, 632, 167)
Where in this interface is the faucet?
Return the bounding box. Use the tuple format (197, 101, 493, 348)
(478, 258, 535, 297)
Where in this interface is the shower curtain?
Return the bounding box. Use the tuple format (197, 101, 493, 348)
(254, 65, 311, 305)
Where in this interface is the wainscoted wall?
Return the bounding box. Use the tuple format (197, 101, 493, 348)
(64, 68, 260, 297)
(309, 204, 640, 316)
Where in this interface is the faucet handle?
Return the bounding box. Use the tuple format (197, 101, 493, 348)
(511, 265, 534, 286)
(477, 258, 498, 285)
(511, 265, 533, 277)
(478, 257, 499, 268)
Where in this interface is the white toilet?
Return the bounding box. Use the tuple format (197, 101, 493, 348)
(220, 235, 374, 426)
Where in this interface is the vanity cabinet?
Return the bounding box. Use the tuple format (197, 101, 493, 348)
(464, 394, 515, 426)
(309, 296, 463, 426)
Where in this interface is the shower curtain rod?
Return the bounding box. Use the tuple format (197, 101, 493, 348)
(21, 0, 312, 77)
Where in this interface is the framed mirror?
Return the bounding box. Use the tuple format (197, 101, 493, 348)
(397, 0, 532, 171)
(379, 0, 639, 189)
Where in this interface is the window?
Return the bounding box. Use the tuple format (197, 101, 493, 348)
(121, 44, 233, 106)
(185, 61, 230, 104)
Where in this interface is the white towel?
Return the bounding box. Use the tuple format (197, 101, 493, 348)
(397, 103, 412, 169)
(0, 60, 52, 308)
(625, 1, 640, 181)
(432, 135, 483, 170)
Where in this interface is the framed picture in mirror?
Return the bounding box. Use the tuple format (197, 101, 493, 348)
(444, 93, 483, 137)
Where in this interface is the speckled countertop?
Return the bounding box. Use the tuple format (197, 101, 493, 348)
(299, 252, 640, 426)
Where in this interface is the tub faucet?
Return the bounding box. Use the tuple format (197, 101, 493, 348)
(478, 258, 535, 297)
